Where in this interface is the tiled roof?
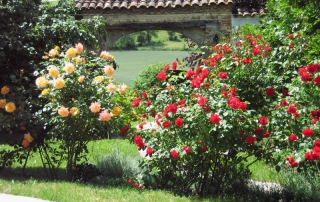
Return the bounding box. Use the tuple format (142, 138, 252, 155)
(75, 0, 233, 9)
(75, 0, 266, 16)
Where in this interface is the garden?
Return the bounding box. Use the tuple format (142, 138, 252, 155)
(1, 0, 320, 201)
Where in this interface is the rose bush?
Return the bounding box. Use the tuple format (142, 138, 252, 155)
(126, 32, 320, 196)
(34, 44, 133, 181)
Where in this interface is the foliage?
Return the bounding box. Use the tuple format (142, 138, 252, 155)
(131, 62, 166, 92)
(34, 44, 133, 181)
(111, 35, 137, 50)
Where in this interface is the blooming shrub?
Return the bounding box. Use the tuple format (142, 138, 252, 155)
(35, 44, 132, 181)
(127, 32, 320, 196)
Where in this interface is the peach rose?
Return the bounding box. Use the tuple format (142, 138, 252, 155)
(103, 65, 114, 76)
(75, 43, 84, 54)
(100, 51, 111, 60)
(78, 76, 85, 83)
(58, 106, 69, 117)
(107, 83, 117, 92)
(89, 101, 101, 113)
(48, 49, 59, 57)
(5, 102, 16, 113)
(119, 84, 128, 94)
(24, 133, 34, 143)
(64, 63, 75, 74)
(1, 86, 10, 95)
(99, 110, 111, 121)
(49, 65, 59, 78)
(111, 106, 122, 116)
(35, 77, 49, 88)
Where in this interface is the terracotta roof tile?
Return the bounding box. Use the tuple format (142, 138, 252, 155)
(75, 0, 266, 16)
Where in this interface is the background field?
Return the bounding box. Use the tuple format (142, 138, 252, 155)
(112, 50, 192, 85)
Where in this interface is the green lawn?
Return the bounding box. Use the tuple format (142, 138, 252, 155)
(111, 50, 192, 86)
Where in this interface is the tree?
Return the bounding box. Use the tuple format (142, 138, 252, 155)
(145, 30, 158, 44)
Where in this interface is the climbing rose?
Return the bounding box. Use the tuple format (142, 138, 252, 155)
(197, 96, 208, 107)
(302, 128, 314, 137)
(243, 57, 252, 64)
(314, 140, 320, 147)
(301, 72, 311, 82)
(258, 116, 268, 125)
(246, 136, 256, 144)
(70, 107, 80, 117)
(265, 88, 275, 97)
(263, 131, 271, 138)
(170, 150, 179, 159)
(288, 134, 298, 142)
(100, 51, 112, 60)
(120, 125, 129, 137)
(35, 77, 48, 88)
(58, 106, 69, 117)
(221, 90, 228, 98)
(209, 113, 221, 124)
(89, 101, 101, 113)
(107, 83, 117, 92)
(228, 96, 240, 109)
(156, 71, 166, 81)
(78, 76, 85, 83)
(0, 99, 6, 108)
(174, 117, 184, 127)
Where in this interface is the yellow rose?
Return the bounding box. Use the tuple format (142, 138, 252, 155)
(0, 99, 6, 108)
(111, 106, 122, 116)
(119, 83, 128, 94)
(5, 102, 16, 113)
(64, 63, 75, 74)
(107, 83, 116, 92)
(54, 78, 65, 89)
(66, 47, 77, 58)
(49, 65, 59, 78)
(35, 77, 48, 88)
(48, 49, 59, 57)
(75, 57, 82, 63)
(78, 76, 85, 83)
(70, 107, 80, 116)
(41, 88, 50, 95)
(54, 46, 60, 51)
(103, 65, 114, 76)
(1, 86, 10, 95)
(94, 76, 103, 83)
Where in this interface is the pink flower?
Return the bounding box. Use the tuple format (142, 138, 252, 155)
(89, 101, 101, 113)
(99, 110, 111, 121)
(58, 106, 69, 117)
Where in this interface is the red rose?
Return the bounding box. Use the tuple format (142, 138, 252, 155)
(313, 76, 320, 86)
(127, 178, 132, 183)
(282, 88, 289, 97)
(286, 157, 299, 167)
(287, 105, 297, 114)
(141, 92, 148, 98)
(301, 72, 311, 82)
(172, 61, 177, 70)
(174, 117, 184, 127)
(239, 131, 244, 137)
(259, 116, 268, 125)
(252, 47, 261, 55)
(305, 152, 316, 161)
(288, 134, 298, 142)
(265, 88, 275, 97)
(263, 131, 271, 138)
(246, 136, 256, 144)
(221, 90, 228, 98)
(314, 140, 320, 147)
(134, 135, 145, 149)
(307, 64, 320, 73)
(218, 72, 228, 79)
(298, 66, 307, 75)
(167, 103, 178, 114)
(134, 183, 139, 188)
(254, 127, 263, 134)
(163, 64, 170, 71)
(312, 147, 320, 159)
(146, 99, 151, 107)
(239, 102, 247, 111)
(186, 70, 194, 79)
(198, 96, 208, 107)
(162, 121, 171, 128)
(230, 87, 237, 96)
(202, 145, 208, 151)
(288, 33, 294, 38)
(209, 113, 221, 124)
(302, 128, 314, 137)
(156, 71, 166, 81)
(243, 57, 252, 65)
(201, 69, 209, 78)
(120, 125, 129, 137)
(131, 97, 141, 107)
(177, 100, 185, 108)
(146, 146, 153, 156)
(228, 96, 240, 109)
(183, 146, 191, 154)
(139, 184, 144, 189)
(170, 150, 179, 159)
(282, 100, 289, 107)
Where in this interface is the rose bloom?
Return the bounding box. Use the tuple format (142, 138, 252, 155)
(183, 146, 191, 154)
(167, 103, 178, 114)
(75, 43, 84, 54)
(218, 72, 228, 79)
(302, 128, 314, 137)
(174, 117, 184, 127)
(258, 116, 268, 125)
(22, 140, 30, 148)
(99, 110, 111, 121)
(107, 83, 117, 92)
(209, 113, 221, 124)
(0, 99, 6, 108)
(5, 102, 16, 113)
(172, 61, 177, 70)
(100, 51, 112, 60)
(265, 87, 275, 97)
(156, 71, 166, 81)
(288, 134, 298, 142)
(66, 47, 77, 58)
(246, 136, 256, 145)
(94, 76, 103, 83)
(162, 120, 171, 128)
(1, 86, 10, 94)
(35, 77, 49, 88)
(170, 150, 179, 159)
(70, 107, 80, 116)
(131, 97, 140, 107)
(111, 106, 122, 116)
(48, 49, 59, 57)
(313, 76, 320, 86)
(54, 78, 65, 89)
(48, 65, 59, 78)
(103, 65, 114, 76)
(78, 76, 85, 83)
(41, 88, 50, 96)
(58, 106, 69, 117)
(89, 101, 101, 113)
(64, 63, 75, 74)
(239, 102, 247, 111)
(254, 127, 263, 134)
(24, 132, 34, 143)
(146, 146, 153, 156)
(118, 83, 128, 94)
